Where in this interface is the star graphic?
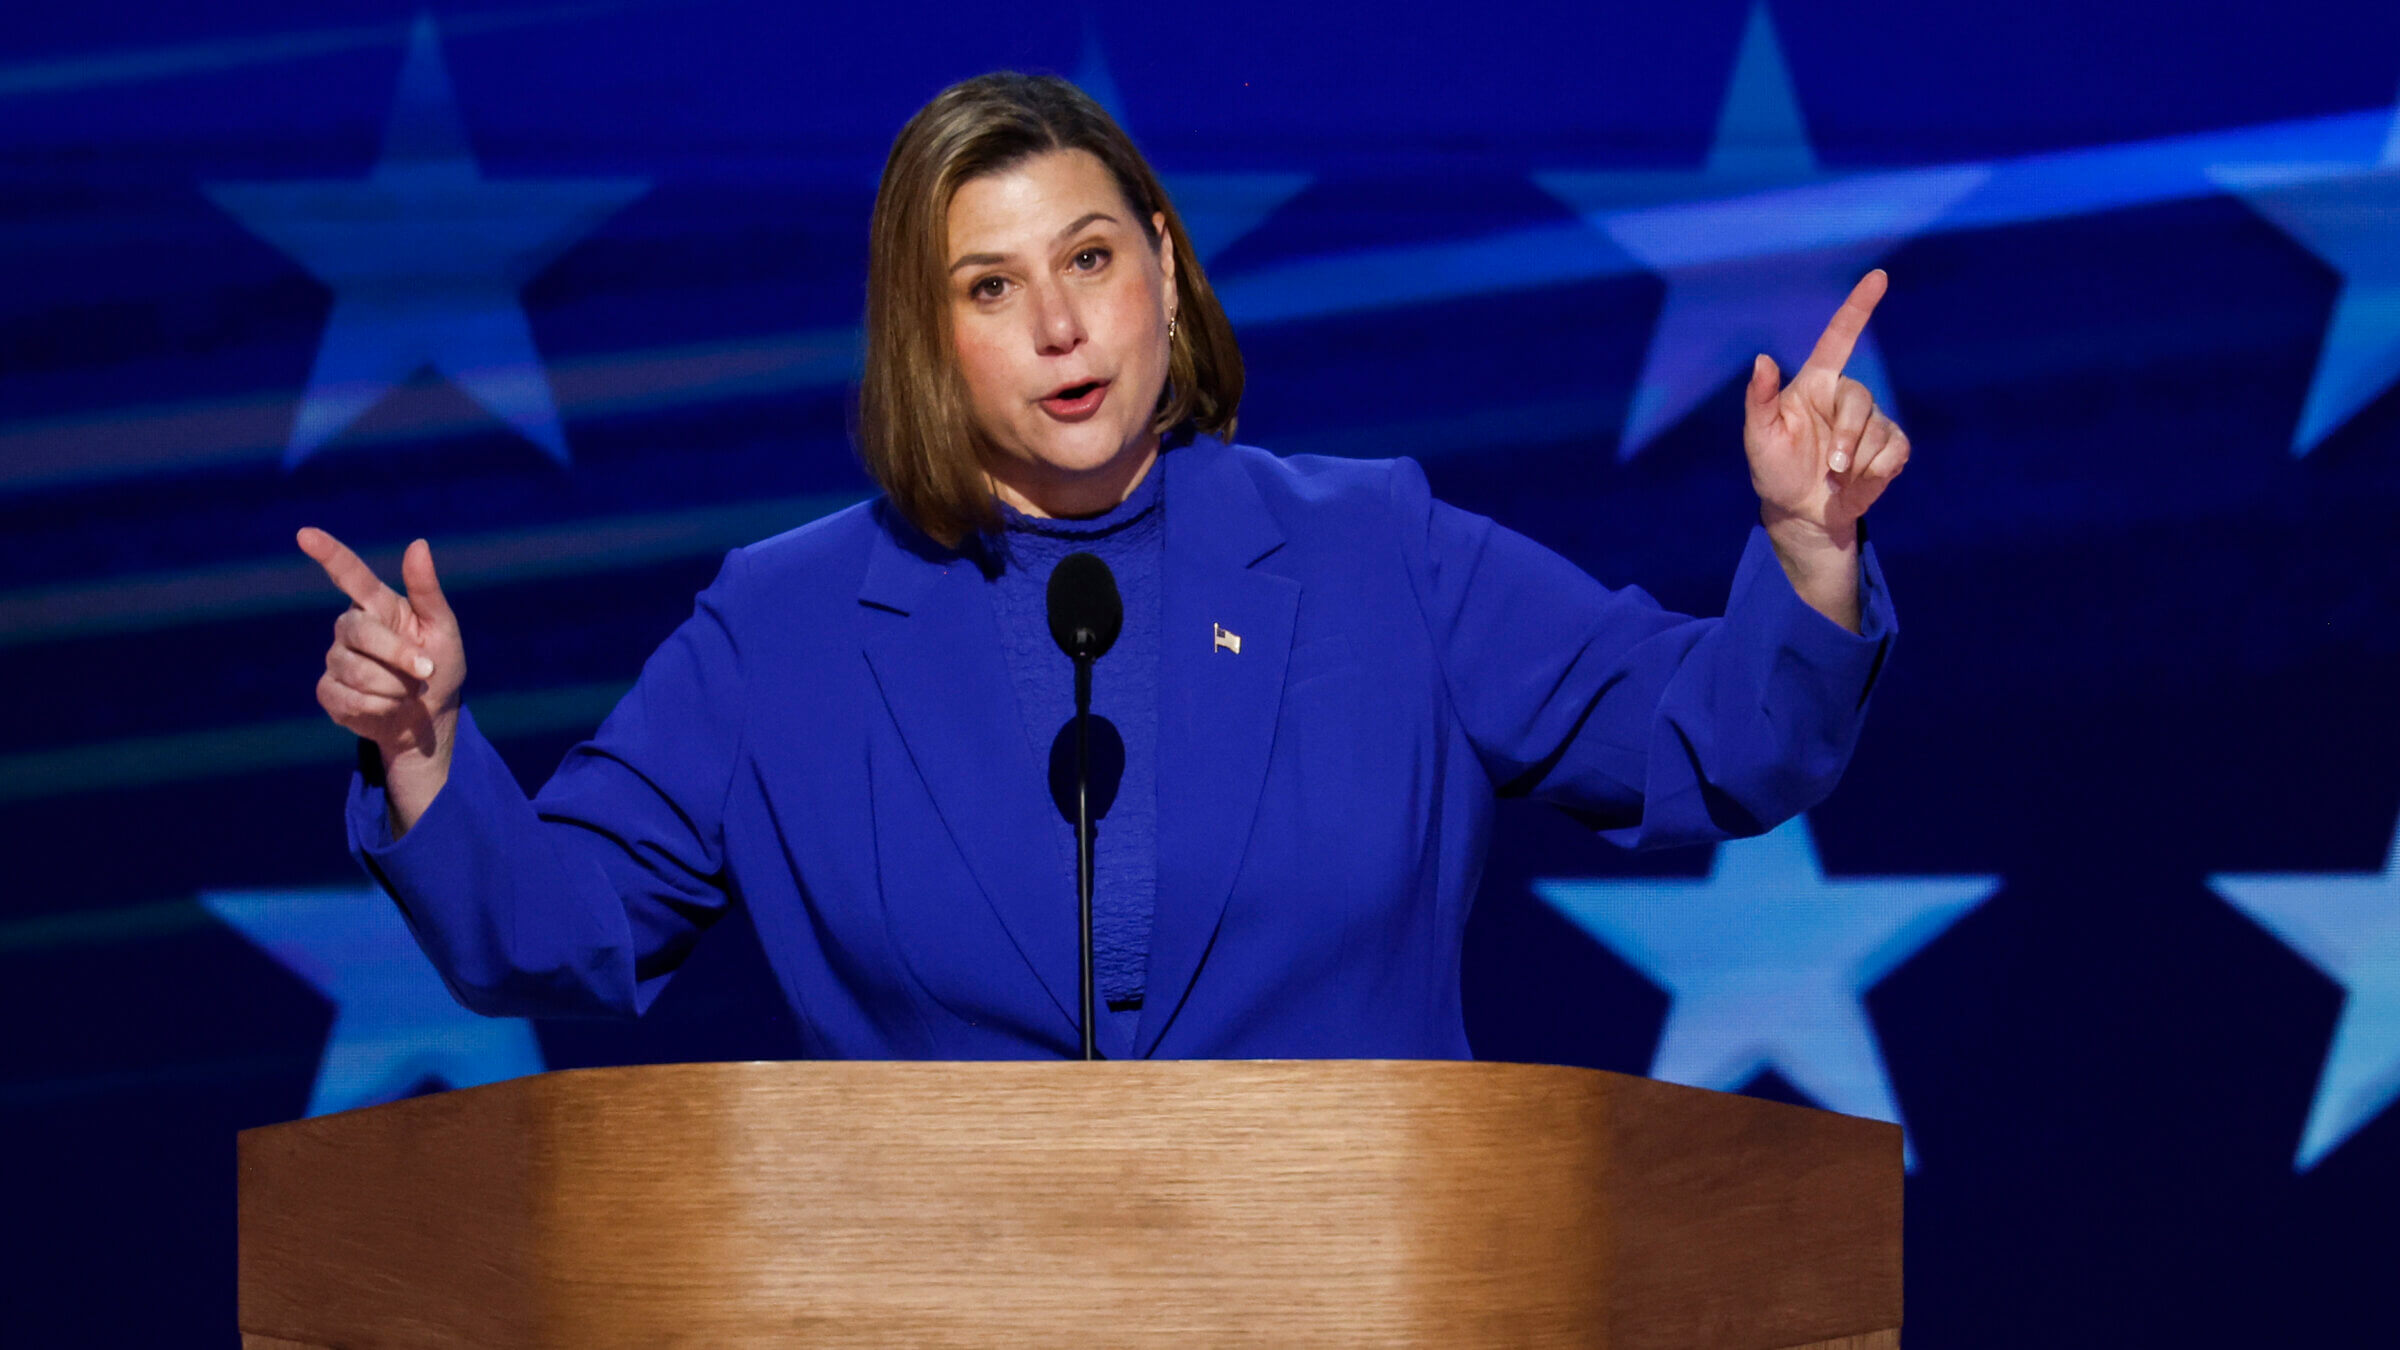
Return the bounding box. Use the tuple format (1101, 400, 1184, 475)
(2209, 91, 2400, 455)
(1534, 814, 2000, 1166)
(1536, 2, 1985, 459)
(204, 13, 648, 468)
(1076, 28, 1310, 264)
(203, 885, 545, 1117)
(2210, 811, 2400, 1170)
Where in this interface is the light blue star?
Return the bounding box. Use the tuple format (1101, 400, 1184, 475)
(1534, 814, 2000, 1166)
(2210, 812, 2400, 1170)
(1536, 2, 1985, 459)
(202, 885, 544, 1117)
(204, 13, 647, 468)
(2210, 93, 2400, 455)
(1076, 29, 1310, 264)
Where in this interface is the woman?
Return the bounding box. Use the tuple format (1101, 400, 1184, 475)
(299, 73, 1904, 1062)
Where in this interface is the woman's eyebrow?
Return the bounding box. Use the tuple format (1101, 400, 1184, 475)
(1051, 210, 1118, 244)
(948, 211, 1122, 273)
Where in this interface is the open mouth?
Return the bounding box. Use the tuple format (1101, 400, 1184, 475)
(1040, 380, 1109, 417)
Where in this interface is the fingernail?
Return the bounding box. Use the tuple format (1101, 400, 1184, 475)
(1830, 452, 1850, 473)
(413, 656, 434, 678)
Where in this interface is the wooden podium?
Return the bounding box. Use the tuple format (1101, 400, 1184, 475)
(237, 1061, 1900, 1348)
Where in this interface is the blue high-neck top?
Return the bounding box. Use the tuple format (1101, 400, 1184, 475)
(988, 462, 1164, 1059)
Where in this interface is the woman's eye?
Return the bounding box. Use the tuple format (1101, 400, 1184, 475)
(1072, 247, 1110, 272)
(970, 276, 1007, 300)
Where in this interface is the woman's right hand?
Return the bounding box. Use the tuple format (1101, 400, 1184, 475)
(298, 528, 465, 833)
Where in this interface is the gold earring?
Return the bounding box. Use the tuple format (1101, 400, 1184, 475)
(1168, 314, 1179, 341)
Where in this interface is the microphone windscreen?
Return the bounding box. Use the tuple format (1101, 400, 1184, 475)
(1046, 552, 1123, 661)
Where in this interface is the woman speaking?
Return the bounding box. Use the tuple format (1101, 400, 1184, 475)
(297, 72, 1904, 1063)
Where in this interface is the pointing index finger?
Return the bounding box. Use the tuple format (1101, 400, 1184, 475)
(1800, 269, 1889, 379)
(296, 526, 398, 614)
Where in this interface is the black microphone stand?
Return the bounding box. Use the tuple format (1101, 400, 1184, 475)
(1072, 652, 1096, 1062)
(1046, 550, 1119, 1062)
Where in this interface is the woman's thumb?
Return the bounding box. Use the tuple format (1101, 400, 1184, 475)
(401, 538, 455, 627)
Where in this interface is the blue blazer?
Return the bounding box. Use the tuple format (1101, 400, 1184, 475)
(351, 437, 1893, 1060)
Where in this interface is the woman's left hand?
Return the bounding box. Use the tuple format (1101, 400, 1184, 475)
(1741, 269, 1908, 630)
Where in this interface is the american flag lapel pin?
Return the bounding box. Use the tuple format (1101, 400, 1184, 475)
(1213, 622, 1242, 655)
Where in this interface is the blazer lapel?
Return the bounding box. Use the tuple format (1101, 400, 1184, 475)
(1138, 443, 1298, 1056)
(858, 521, 1081, 1042)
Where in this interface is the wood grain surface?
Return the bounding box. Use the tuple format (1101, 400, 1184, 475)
(239, 1060, 1901, 1347)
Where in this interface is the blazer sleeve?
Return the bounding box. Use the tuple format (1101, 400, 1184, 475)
(1389, 456, 1894, 849)
(343, 548, 753, 1018)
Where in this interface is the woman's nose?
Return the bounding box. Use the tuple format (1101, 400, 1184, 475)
(1029, 280, 1086, 356)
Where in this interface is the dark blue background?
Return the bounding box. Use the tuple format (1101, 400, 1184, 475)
(5, 2, 2399, 1342)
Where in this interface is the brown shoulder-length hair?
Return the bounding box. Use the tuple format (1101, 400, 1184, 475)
(859, 71, 1243, 548)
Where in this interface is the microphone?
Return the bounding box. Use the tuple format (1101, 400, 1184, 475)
(1046, 552, 1122, 662)
(1046, 552, 1120, 1061)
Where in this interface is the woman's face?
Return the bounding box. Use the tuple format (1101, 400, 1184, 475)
(946, 148, 1176, 518)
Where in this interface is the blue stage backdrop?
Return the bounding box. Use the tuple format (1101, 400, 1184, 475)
(5, 2, 2399, 1342)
